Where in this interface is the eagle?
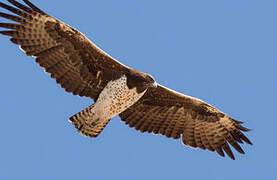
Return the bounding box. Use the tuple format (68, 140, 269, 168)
(0, 0, 252, 160)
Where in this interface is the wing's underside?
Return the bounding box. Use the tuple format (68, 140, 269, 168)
(0, 0, 129, 101)
(120, 84, 252, 159)
(0, 0, 252, 160)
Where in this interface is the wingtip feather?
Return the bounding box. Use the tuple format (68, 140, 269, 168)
(216, 148, 225, 157)
(222, 142, 235, 160)
(0, 30, 15, 36)
(0, 1, 28, 17)
(0, 12, 25, 22)
(7, 0, 33, 13)
(22, 0, 46, 14)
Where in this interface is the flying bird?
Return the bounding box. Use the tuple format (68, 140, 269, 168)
(0, 0, 252, 160)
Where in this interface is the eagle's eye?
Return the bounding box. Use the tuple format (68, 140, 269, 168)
(145, 75, 157, 88)
(145, 75, 155, 83)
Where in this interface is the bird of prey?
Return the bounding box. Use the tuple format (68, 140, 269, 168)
(0, 0, 252, 160)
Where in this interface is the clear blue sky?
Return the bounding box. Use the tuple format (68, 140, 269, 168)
(0, 0, 275, 179)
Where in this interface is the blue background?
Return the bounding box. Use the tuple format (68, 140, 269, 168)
(0, 0, 275, 179)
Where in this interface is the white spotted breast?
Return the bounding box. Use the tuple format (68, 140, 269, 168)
(93, 75, 147, 120)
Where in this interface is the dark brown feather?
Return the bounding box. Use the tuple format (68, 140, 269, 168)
(7, 0, 33, 13)
(0, 2, 30, 18)
(0, 0, 252, 160)
(216, 148, 225, 157)
(120, 85, 252, 159)
(0, 22, 24, 30)
(0, 12, 25, 22)
(0, 30, 15, 36)
(0, 0, 130, 101)
(222, 142, 235, 160)
(23, 0, 46, 14)
(69, 104, 110, 138)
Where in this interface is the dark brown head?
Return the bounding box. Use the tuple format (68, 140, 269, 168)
(126, 69, 157, 93)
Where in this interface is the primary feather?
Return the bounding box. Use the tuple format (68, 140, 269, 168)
(0, 0, 252, 160)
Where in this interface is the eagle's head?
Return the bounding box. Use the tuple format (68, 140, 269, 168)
(127, 69, 158, 92)
(144, 74, 158, 88)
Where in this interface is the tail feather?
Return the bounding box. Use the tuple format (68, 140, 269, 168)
(69, 104, 110, 137)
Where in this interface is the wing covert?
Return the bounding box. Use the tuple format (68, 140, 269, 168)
(0, 0, 129, 101)
(120, 84, 252, 160)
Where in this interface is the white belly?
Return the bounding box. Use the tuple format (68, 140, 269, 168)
(94, 75, 146, 120)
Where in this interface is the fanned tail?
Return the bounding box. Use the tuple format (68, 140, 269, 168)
(69, 105, 110, 137)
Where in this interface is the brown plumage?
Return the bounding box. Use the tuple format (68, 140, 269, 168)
(0, 0, 252, 160)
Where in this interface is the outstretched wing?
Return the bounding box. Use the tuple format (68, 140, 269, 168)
(120, 84, 252, 160)
(0, 0, 129, 101)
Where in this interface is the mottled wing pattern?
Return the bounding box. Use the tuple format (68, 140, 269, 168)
(0, 0, 128, 101)
(120, 84, 252, 159)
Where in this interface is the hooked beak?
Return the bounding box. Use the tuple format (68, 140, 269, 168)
(152, 82, 158, 88)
